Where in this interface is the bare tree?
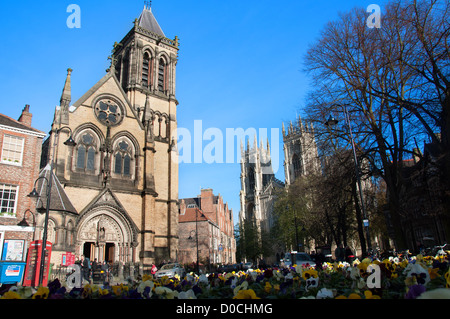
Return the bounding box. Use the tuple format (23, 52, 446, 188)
(302, 0, 450, 249)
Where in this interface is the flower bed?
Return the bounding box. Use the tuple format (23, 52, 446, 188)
(1, 255, 449, 299)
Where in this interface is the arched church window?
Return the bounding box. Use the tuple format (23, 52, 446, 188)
(76, 132, 97, 172)
(142, 52, 151, 88)
(293, 154, 301, 178)
(248, 167, 255, 191)
(113, 139, 133, 177)
(158, 58, 166, 93)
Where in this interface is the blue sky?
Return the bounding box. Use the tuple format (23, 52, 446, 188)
(0, 0, 384, 225)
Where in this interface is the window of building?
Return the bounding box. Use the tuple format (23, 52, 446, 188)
(158, 58, 166, 92)
(113, 139, 133, 177)
(2, 134, 24, 166)
(248, 167, 255, 191)
(76, 132, 97, 172)
(0, 184, 18, 217)
(142, 52, 151, 88)
(293, 154, 301, 178)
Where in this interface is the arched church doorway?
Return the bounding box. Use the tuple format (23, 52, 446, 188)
(76, 206, 137, 263)
(83, 242, 95, 260)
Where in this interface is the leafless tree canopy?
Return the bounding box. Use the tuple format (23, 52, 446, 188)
(302, 0, 450, 249)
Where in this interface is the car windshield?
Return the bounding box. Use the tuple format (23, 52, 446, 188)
(161, 264, 177, 270)
(295, 254, 312, 262)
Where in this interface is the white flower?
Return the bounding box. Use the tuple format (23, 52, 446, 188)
(155, 286, 178, 299)
(198, 274, 208, 284)
(417, 288, 450, 299)
(233, 280, 249, 296)
(316, 288, 334, 299)
(178, 289, 197, 299)
(137, 280, 154, 297)
(403, 263, 430, 286)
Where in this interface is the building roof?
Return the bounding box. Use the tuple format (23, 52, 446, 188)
(35, 164, 78, 215)
(0, 113, 45, 136)
(179, 207, 214, 223)
(138, 7, 165, 37)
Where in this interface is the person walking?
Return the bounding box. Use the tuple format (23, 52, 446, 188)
(101, 260, 110, 283)
(335, 244, 345, 262)
(81, 255, 90, 283)
(345, 246, 354, 263)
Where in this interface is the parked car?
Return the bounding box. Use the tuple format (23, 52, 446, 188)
(242, 262, 253, 270)
(154, 263, 186, 279)
(218, 264, 237, 273)
(281, 252, 316, 268)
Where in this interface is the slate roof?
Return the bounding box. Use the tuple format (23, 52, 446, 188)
(35, 164, 78, 215)
(138, 7, 165, 37)
(0, 113, 45, 135)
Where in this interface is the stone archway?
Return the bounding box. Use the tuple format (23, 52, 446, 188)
(76, 206, 137, 263)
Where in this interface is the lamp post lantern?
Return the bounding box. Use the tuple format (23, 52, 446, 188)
(325, 104, 372, 256)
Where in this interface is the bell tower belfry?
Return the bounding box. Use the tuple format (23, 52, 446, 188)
(108, 4, 180, 263)
(111, 5, 179, 107)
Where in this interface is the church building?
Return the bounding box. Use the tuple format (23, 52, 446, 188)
(37, 5, 180, 266)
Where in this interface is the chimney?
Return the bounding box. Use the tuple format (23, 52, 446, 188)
(18, 104, 32, 127)
(200, 188, 214, 213)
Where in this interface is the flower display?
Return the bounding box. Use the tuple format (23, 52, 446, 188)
(0, 254, 449, 299)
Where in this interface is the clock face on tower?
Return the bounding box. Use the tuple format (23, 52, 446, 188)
(94, 98, 123, 126)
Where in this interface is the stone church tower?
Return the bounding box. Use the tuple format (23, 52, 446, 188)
(283, 116, 320, 185)
(40, 5, 179, 266)
(239, 137, 284, 235)
(239, 116, 320, 260)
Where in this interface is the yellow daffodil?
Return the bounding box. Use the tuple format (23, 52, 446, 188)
(364, 290, 381, 299)
(444, 269, 450, 288)
(233, 289, 260, 299)
(348, 293, 362, 299)
(335, 295, 347, 299)
(302, 269, 318, 280)
(112, 284, 129, 296)
(32, 287, 49, 299)
(264, 282, 272, 293)
(142, 274, 152, 282)
(428, 268, 440, 280)
(1, 291, 22, 299)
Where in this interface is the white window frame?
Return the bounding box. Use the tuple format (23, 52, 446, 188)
(0, 184, 19, 218)
(1, 134, 25, 166)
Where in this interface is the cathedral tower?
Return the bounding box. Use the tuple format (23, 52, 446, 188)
(239, 137, 283, 235)
(283, 116, 320, 186)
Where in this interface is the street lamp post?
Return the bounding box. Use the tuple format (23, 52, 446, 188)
(188, 208, 200, 274)
(188, 228, 199, 275)
(28, 126, 76, 286)
(325, 104, 372, 256)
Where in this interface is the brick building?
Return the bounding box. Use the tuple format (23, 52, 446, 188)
(178, 189, 236, 267)
(0, 105, 46, 260)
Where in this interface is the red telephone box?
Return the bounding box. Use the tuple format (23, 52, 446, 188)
(23, 240, 52, 287)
